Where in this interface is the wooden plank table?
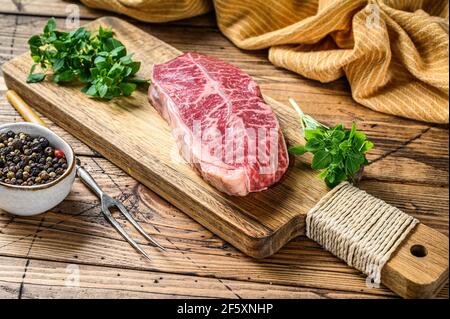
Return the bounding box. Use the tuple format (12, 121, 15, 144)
(0, 0, 448, 299)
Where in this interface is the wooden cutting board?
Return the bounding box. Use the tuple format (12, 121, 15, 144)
(2, 17, 448, 298)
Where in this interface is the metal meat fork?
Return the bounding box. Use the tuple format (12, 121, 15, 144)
(76, 159, 166, 260)
(4, 90, 164, 260)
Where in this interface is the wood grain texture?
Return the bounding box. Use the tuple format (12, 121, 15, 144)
(2, 16, 329, 258)
(0, 13, 447, 178)
(0, 156, 396, 299)
(0, 0, 103, 19)
(1, 16, 448, 298)
(0, 0, 217, 26)
(383, 224, 449, 299)
(0, 156, 398, 299)
(2, 256, 353, 299)
(0, 155, 446, 299)
(0, 12, 448, 299)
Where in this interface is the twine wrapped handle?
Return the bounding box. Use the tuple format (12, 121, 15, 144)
(306, 182, 419, 284)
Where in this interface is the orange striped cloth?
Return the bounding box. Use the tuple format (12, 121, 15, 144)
(81, 0, 449, 123)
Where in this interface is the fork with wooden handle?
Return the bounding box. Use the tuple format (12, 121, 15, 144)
(5, 89, 166, 259)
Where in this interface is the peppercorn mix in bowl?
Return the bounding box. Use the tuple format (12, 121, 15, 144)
(0, 122, 76, 216)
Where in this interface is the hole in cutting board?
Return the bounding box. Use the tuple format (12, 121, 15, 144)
(410, 244, 427, 258)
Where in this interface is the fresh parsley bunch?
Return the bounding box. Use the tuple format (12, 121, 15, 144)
(288, 98, 374, 188)
(27, 18, 148, 99)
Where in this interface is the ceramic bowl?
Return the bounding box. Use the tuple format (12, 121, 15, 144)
(0, 122, 76, 216)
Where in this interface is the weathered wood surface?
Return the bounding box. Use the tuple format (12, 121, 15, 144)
(3, 16, 448, 298)
(0, 5, 448, 299)
(3, 16, 332, 259)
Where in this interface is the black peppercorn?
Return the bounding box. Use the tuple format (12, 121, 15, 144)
(31, 144, 42, 153)
(45, 147, 54, 156)
(0, 132, 68, 186)
(40, 171, 50, 181)
(31, 167, 41, 177)
(18, 160, 26, 169)
(11, 139, 22, 150)
(38, 137, 50, 148)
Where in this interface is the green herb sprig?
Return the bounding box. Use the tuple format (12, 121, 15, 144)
(27, 18, 148, 100)
(288, 98, 374, 188)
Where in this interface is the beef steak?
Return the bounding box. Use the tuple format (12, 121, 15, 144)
(149, 52, 288, 196)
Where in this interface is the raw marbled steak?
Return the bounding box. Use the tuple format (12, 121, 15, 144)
(149, 52, 288, 196)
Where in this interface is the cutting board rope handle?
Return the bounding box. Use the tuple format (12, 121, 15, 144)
(306, 182, 419, 284)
